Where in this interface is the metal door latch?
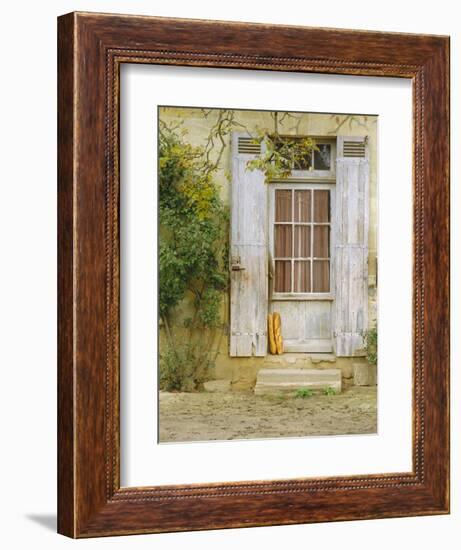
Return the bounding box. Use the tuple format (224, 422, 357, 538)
(230, 256, 246, 271)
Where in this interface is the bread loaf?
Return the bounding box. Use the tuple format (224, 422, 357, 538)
(273, 312, 283, 355)
(267, 314, 277, 354)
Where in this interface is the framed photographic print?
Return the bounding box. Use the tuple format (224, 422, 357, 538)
(58, 12, 450, 537)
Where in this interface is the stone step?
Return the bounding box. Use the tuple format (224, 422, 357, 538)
(263, 353, 336, 368)
(254, 368, 342, 396)
(353, 363, 377, 386)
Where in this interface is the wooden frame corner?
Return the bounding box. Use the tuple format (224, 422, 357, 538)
(58, 12, 450, 537)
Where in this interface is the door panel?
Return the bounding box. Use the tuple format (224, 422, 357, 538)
(270, 300, 333, 352)
(270, 183, 334, 353)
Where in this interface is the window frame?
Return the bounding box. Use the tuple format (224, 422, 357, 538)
(269, 181, 336, 301)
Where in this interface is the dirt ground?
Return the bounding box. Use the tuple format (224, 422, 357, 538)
(159, 385, 377, 443)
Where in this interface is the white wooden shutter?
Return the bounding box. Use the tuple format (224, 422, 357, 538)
(229, 133, 268, 356)
(334, 136, 369, 356)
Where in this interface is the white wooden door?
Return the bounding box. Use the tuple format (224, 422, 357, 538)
(269, 184, 335, 353)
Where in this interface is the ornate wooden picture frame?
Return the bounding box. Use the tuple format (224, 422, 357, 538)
(57, 12, 450, 538)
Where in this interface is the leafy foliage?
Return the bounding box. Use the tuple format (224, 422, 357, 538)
(365, 325, 378, 366)
(159, 344, 214, 392)
(247, 133, 317, 182)
(295, 388, 314, 398)
(323, 386, 337, 396)
(245, 112, 317, 182)
(158, 122, 229, 391)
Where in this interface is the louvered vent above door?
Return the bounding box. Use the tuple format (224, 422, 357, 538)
(238, 136, 261, 155)
(343, 140, 366, 158)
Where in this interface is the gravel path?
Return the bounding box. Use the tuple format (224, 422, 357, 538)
(159, 386, 377, 443)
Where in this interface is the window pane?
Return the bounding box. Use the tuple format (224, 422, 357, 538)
(294, 261, 311, 292)
(275, 138, 312, 170)
(313, 190, 330, 222)
(275, 190, 292, 222)
(313, 144, 331, 170)
(294, 225, 311, 258)
(313, 226, 329, 258)
(274, 260, 291, 292)
(294, 190, 311, 222)
(274, 225, 292, 257)
(312, 260, 330, 292)
(293, 150, 312, 170)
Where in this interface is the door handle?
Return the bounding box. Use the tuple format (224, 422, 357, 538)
(230, 256, 245, 271)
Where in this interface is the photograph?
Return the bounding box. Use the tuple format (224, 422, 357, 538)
(158, 106, 378, 443)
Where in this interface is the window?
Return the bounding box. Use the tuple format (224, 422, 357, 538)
(274, 138, 332, 171)
(313, 144, 331, 170)
(273, 188, 331, 293)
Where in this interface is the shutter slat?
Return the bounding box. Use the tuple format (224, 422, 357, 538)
(237, 137, 261, 155)
(342, 139, 366, 158)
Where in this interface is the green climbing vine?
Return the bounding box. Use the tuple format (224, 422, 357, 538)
(365, 325, 378, 367)
(158, 121, 229, 391)
(246, 112, 317, 181)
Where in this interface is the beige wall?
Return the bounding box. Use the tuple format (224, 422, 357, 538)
(159, 107, 378, 385)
